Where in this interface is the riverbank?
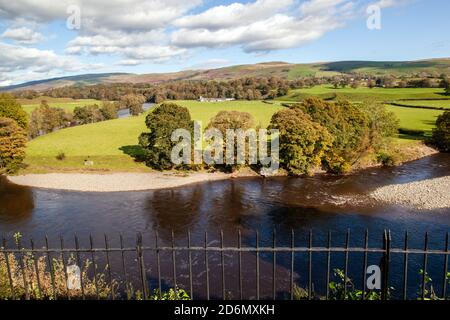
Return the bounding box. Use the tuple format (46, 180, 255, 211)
(6, 170, 259, 192)
(370, 176, 450, 210)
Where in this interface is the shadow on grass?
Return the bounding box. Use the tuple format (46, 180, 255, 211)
(120, 145, 146, 162)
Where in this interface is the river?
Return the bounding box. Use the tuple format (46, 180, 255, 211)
(0, 153, 449, 299)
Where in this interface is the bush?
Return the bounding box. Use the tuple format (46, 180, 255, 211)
(269, 107, 332, 175)
(377, 152, 397, 166)
(0, 117, 27, 174)
(139, 103, 193, 170)
(0, 93, 28, 129)
(430, 111, 450, 152)
(56, 152, 66, 161)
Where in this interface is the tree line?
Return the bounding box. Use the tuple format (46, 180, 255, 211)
(138, 99, 400, 175)
(12, 73, 450, 106)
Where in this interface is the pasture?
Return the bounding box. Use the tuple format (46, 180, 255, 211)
(278, 85, 448, 102)
(23, 100, 282, 172)
(18, 96, 102, 114)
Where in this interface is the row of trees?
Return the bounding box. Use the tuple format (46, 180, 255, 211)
(138, 99, 399, 175)
(11, 73, 450, 105)
(0, 94, 28, 173)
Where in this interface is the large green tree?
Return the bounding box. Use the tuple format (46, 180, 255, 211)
(0, 93, 28, 129)
(430, 111, 450, 152)
(0, 117, 27, 173)
(206, 110, 256, 172)
(139, 103, 193, 170)
(269, 108, 332, 175)
(294, 98, 370, 173)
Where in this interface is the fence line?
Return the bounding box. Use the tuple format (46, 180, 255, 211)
(1, 229, 449, 300)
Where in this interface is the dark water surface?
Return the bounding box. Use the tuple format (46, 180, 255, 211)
(0, 154, 449, 299)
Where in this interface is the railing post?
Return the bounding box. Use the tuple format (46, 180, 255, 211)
(136, 233, 148, 300)
(381, 230, 391, 300)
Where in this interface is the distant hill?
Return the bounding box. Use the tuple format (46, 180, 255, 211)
(3, 59, 450, 92)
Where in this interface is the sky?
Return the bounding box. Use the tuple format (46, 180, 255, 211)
(0, 0, 449, 86)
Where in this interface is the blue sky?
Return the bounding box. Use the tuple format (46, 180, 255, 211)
(0, 0, 449, 85)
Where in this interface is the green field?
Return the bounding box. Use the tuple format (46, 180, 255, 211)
(23, 100, 282, 172)
(386, 105, 444, 138)
(21, 90, 447, 173)
(175, 100, 283, 128)
(278, 85, 448, 102)
(19, 97, 102, 114)
(390, 100, 450, 109)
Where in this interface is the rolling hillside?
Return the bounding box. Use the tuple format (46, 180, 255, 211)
(2, 58, 450, 92)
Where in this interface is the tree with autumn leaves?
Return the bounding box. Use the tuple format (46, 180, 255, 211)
(0, 94, 28, 173)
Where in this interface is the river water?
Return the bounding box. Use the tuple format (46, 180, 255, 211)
(0, 154, 449, 299)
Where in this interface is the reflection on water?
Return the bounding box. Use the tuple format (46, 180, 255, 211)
(0, 153, 449, 240)
(0, 154, 449, 299)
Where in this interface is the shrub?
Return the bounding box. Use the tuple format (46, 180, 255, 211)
(0, 117, 27, 174)
(269, 107, 333, 175)
(56, 152, 66, 161)
(430, 110, 450, 152)
(376, 152, 397, 166)
(0, 246, 115, 299)
(139, 103, 193, 170)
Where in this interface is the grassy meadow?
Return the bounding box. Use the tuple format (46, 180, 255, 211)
(18, 96, 102, 114)
(23, 100, 282, 172)
(20, 87, 448, 173)
(278, 85, 449, 102)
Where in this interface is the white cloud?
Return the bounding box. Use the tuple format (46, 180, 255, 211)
(0, 42, 94, 82)
(1, 27, 45, 44)
(370, 0, 413, 9)
(175, 0, 294, 30)
(66, 30, 187, 64)
(172, 0, 355, 52)
(0, 0, 201, 32)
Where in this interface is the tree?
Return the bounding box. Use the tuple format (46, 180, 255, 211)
(269, 108, 333, 175)
(294, 98, 370, 173)
(74, 105, 104, 124)
(442, 78, 450, 95)
(120, 94, 145, 116)
(139, 103, 193, 170)
(100, 101, 118, 120)
(29, 101, 72, 138)
(430, 111, 450, 152)
(206, 111, 255, 172)
(0, 117, 27, 173)
(359, 102, 399, 150)
(0, 93, 28, 129)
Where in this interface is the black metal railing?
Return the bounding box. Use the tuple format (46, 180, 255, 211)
(0, 229, 448, 300)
